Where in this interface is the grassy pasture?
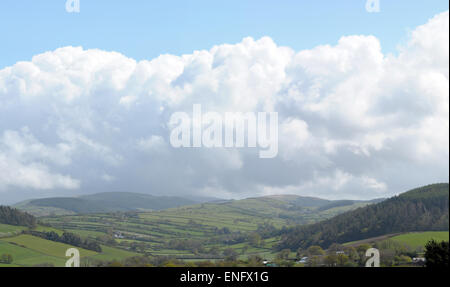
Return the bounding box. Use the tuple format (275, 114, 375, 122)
(89, 245, 139, 262)
(2, 234, 98, 258)
(0, 234, 140, 267)
(0, 240, 65, 266)
(38, 197, 376, 259)
(391, 232, 449, 249)
(0, 224, 25, 238)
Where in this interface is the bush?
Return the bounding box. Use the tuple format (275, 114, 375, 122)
(425, 240, 449, 268)
(0, 254, 13, 264)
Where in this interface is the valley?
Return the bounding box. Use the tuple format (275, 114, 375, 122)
(0, 183, 448, 267)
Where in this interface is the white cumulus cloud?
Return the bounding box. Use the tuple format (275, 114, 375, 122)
(0, 11, 448, 203)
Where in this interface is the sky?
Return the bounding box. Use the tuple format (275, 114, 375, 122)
(0, 1, 449, 204)
(0, 0, 449, 68)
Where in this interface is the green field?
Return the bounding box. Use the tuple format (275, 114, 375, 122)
(0, 263, 20, 267)
(38, 196, 372, 259)
(391, 232, 449, 249)
(0, 223, 26, 239)
(0, 239, 66, 266)
(90, 245, 139, 262)
(2, 184, 448, 267)
(0, 234, 140, 267)
(2, 234, 98, 258)
(343, 231, 450, 250)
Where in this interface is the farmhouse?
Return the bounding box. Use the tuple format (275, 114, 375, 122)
(113, 231, 125, 239)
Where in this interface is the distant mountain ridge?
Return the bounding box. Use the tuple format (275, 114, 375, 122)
(278, 183, 449, 250)
(14, 191, 383, 219)
(14, 192, 202, 216)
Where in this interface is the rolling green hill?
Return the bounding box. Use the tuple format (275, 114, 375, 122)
(14, 192, 381, 220)
(0, 223, 26, 238)
(14, 192, 202, 216)
(39, 194, 378, 259)
(3, 192, 379, 266)
(0, 205, 141, 267)
(263, 195, 331, 207)
(2, 184, 446, 266)
(0, 234, 139, 267)
(278, 183, 449, 250)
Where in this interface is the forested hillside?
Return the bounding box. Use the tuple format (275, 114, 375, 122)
(278, 183, 449, 250)
(0, 206, 36, 228)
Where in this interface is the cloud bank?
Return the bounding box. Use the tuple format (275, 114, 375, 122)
(0, 11, 448, 203)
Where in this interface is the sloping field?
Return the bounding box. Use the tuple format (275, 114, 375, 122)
(343, 234, 402, 246)
(2, 234, 98, 258)
(39, 196, 379, 259)
(343, 231, 449, 248)
(0, 223, 26, 238)
(391, 232, 449, 249)
(0, 234, 139, 267)
(0, 240, 66, 266)
(90, 245, 139, 262)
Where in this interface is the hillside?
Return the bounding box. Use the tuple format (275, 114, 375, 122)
(278, 183, 449, 250)
(0, 232, 139, 267)
(14, 192, 202, 216)
(0, 208, 140, 266)
(0, 206, 36, 228)
(14, 192, 381, 218)
(40, 194, 378, 260)
(2, 185, 444, 266)
(4, 192, 384, 264)
(263, 195, 331, 207)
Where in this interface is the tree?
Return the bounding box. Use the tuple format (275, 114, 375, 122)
(356, 244, 372, 254)
(208, 246, 220, 256)
(275, 249, 291, 261)
(425, 240, 449, 268)
(344, 246, 358, 262)
(356, 244, 372, 266)
(394, 255, 412, 265)
(28, 230, 102, 252)
(328, 243, 344, 253)
(296, 247, 305, 259)
(307, 256, 323, 267)
(0, 206, 36, 228)
(307, 245, 325, 256)
(247, 255, 264, 267)
(324, 254, 338, 267)
(108, 260, 124, 267)
(380, 249, 396, 267)
(0, 254, 13, 264)
(223, 248, 238, 261)
(248, 232, 262, 247)
(336, 254, 349, 267)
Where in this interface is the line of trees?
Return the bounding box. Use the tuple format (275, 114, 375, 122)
(0, 206, 37, 228)
(26, 230, 102, 252)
